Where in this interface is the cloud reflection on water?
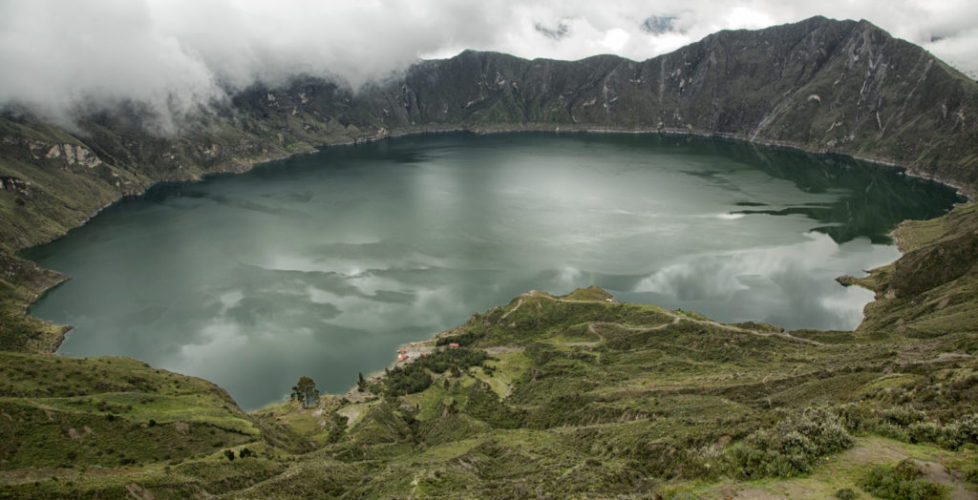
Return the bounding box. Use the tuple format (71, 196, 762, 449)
(629, 232, 894, 329)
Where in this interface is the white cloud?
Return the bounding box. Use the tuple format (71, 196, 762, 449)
(1, 0, 975, 124)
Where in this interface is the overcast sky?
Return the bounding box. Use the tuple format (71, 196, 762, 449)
(1, 0, 975, 124)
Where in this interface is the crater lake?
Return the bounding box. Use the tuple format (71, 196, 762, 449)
(23, 132, 962, 409)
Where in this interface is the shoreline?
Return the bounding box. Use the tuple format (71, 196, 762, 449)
(11, 123, 972, 259)
(8, 124, 971, 359)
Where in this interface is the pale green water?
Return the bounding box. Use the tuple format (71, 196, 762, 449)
(24, 133, 960, 409)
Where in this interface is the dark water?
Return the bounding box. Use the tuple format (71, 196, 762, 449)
(23, 133, 960, 409)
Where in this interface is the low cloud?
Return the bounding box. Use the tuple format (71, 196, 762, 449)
(2, 0, 975, 126)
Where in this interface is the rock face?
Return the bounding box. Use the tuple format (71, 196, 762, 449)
(377, 17, 977, 191)
(1, 16, 975, 256)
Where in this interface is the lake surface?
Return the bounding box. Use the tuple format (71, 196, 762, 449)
(24, 133, 960, 409)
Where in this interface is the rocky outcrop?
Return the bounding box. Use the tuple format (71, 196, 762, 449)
(44, 143, 103, 168)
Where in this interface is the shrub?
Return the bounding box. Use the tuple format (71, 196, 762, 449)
(859, 459, 947, 500)
(382, 362, 432, 396)
(965, 468, 978, 484)
(954, 414, 978, 443)
(380, 348, 489, 396)
(907, 422, 942, 444)
(732, 407, 853, 479)
(834, 487, 858, 499)
(435, 330, 484, 347)
(880, 407, 926, 427)
(900, 413, 978, 450)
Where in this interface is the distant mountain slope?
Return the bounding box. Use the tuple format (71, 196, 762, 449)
(386, 17, 978, 191)
(0, 15, 976, 351)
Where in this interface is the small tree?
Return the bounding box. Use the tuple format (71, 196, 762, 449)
(291, 376, 319, 408)
(357, 372, 367, 392)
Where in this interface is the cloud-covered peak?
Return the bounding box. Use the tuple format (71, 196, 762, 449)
(2, 0, 975, 126)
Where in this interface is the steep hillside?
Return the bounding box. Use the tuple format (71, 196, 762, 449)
(0, 351, 312, 497)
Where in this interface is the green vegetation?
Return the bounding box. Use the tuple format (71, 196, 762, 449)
(0, 352, 270, 470)
(857, 202, 978, 338)
(732, 407, 854, 478)
(290, 376, 319, 408)
(0, 15, 977, 499)
(860, 459, 949, 500)
(377, 348, 489, 397)
(0, 254, 68, 353)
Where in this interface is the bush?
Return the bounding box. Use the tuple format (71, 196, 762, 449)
(382, 362, 433, 396)
(380, 348, 488, 396)
(834, 487, 858, 499)
(902, 413, 978, 450)
(965, 468, 978, 484)
(880, 407, 926, 427)
(435, 330, 484, 347)
(732, 407, 853, 479)
(908, 422, 942, 444)
(859, 459, 947, 500)
(954, 414, 978, 443)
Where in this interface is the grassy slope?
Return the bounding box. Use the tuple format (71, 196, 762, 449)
(0, 255, 67, 353)
(0, 352, 306, 498)
(856, 202, 978, 338)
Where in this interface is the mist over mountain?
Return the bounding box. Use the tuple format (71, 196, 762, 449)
(2, 0, 977, 130)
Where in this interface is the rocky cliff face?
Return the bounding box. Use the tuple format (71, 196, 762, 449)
(378, 17, 978, 191)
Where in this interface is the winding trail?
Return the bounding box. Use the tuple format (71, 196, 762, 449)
(499, 298, 523, 320)
(516, 290, 822, 347)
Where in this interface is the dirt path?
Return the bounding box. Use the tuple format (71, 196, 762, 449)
(499, 297, 523, 320)
(529, 290, 821, 347)
(483, 346, 524, 354)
